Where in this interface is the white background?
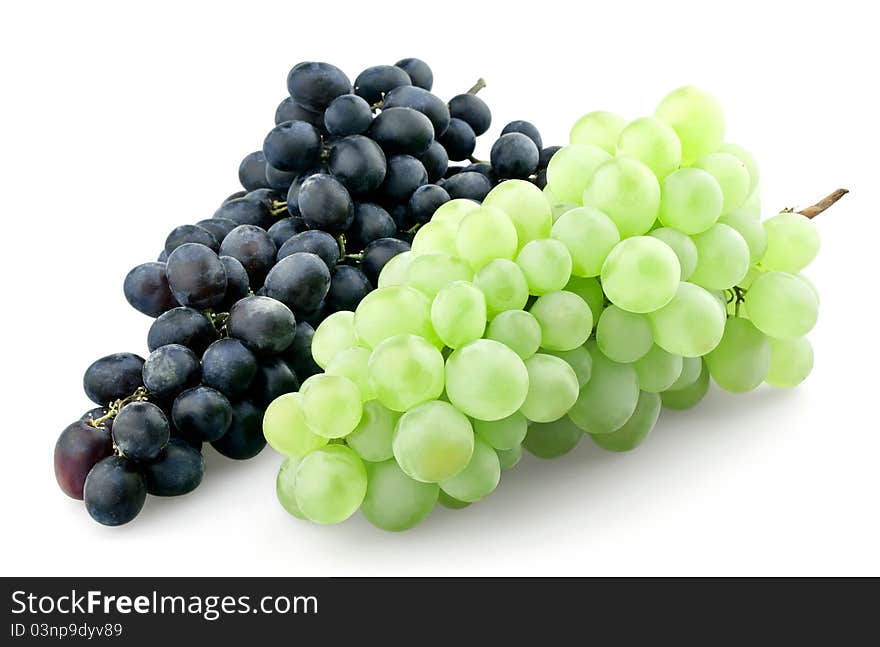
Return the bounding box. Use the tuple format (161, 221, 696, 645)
(1, 0, 877, 576)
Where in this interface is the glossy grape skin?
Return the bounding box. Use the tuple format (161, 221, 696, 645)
(142, 344, 201, 401)
(83, 353, 145, 406)
(491, 132, 539, 180)
(384, 85, 450, 137)
(419, 141, 449, 182)
(112, 401, 170, 461)
(219, 224, 276, 286)
(164, 224, 219, 255)
(243, 187, 281, 210)
(297, 174, 355, 234)
(324, 94, 373, 137)
(147, 307, 216, 355)
(213, 197, 272, 229)
(238, 151, 270, 191)
(83, 456, 146, 526)
(370, 106, 434, 157)
(227, 295, 297, 356)
(201, 338, 258, 399)
(265, 217, 304, 250)
(501, 120, 542, 149)
(327, 264, 372, 311)
(438, 117, 476, 161)
(264, 164, 297, 192)
(523, 416, 583, 459)
(408, 184, 450, 224)
(347, 203, 396, 250)
(327, 135, 387, 196)
(165, 243, 227, 309)
(381, 155, 428, 202)
(54, 420, 114, 500)
(443, 171, 491, 201)
(447, 93, 491, 136)
(251, 357, 300, 407)
(265, 252, 331, 315)
(171, 386, 232, 443)
(361, 237, 411, 284)
(211, 399, 266, 459)
(123, 262, 177, 318)
(354, 65, 412, 104)
(287, 61, 351, 112)
(196, 217, 237, 244)
(277, 230, 339, 271)
(142, 438, 204, 497)
(395, 57, 433, 90)
(275, 96, 324, 128)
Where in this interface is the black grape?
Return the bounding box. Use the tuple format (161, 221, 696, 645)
(535, 168, 548, 189)
(267, 217, 308, 249)
(218, 255, 250, 310)
(157, 249, 168, 262)
(195, 217, 237, 243)
(83, 353, 145, 406)
(354, 65, 411, 104)
(491, 132, 540, 180)
(327, 265, 372, 311)
(219, 225, 277, 287)
(395, 58, 433, 91)
(262, 120, 322, 173)
(444, 166, 465, 178)
(251, 358, 300, 407)
(265, 163, 297, 192)
(408, 184, 450, 224)
(419, 140, 449, 183)
(54, 420, 114, 500)
(361, 237, 411, 284)
(81, 407, 111, 430)
(211, 400, 266, 460)
(299, 300, 335, 328)
(448, 93, 492, 136)
(327, 135, 387, 196)
(382, 155, 428, 202)
(112, 401, 170, 461)
(165, 243, 227, 309)
(83, 456, 146, 526)
(297, 174, 354, 233)
(282, 321, 321, 380)
(242, 188, 281, 210)
(227, 295, 297, 356)
(213, 197, 272, 229)
(265, 252, 331, 314)
(201, 338, 258, 399)
(164, 224, 219, 255)
(388, 203, 413, 231)
(171, 386, 232, 443)
(143, 438, 204, 497)
(462, 162, 497, 182)
(370, 107, 434, 157)
(275, 97, 324, 129)
(439, 117, 476, 161)
(383, 86, 450, 138)
(501, 120, 543, 149)
(123, 262, 177, 318)
(324, 94, 373, 137)
(348, 202, 396, 250)
(539, 145, 562, 170)
(277, 230, 340, 271)
(147, 307, 217, 355)
(287, 62, 351, 113)
(142, 344, 201, 401)
(223, 190, 248, 204)
(238, 151, 270, 191)
(443, 171, 492, 201)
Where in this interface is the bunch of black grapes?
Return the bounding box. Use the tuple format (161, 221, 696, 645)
(54, 58, 559, 526)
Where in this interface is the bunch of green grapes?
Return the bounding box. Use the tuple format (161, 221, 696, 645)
(263, 86, 834, 531)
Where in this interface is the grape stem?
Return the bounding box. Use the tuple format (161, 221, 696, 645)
(467, 78, 487, 95)
(406, 222, 422, 235)
(204, 309, 230, 336)
(797, 188, 848, 219)
(343, 253, 363, 261)
(337, 234, 347, 259)
(88, 387, 150, 429)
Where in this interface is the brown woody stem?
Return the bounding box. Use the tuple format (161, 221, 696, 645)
(798, 189, 848, 219)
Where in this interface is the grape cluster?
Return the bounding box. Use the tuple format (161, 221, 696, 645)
(54, 57, 559, 527)
(265, 86, 836, 531)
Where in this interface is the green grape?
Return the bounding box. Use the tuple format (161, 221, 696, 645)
(766, 336, 814, 387)
(798, 272, 820, 304)
(569, 342, 639, 434)
(543, 185, 558, 202)
(529, 290, 593, 351)
(445, 339, 530, 421)
(740, 186, 762, 219)
(649, 227, 698, 280)
(655, 86, 725, 165)
(705, 317, 770, 393)
(633, 345, 683, 393)
(596, 305, 654, 362)
(312, 310, 358, 368)
(582, 157, 661, 238)
(294, 444, 367, 524)
(393, 400, 474, 482)
(543, 345, 593, 387)
(325, 346, 375, 401)
(345, 400, 400, 462)
(361, 459, 438, 531)
(483, 180, 552, 249)
(411, 221, 457, 256)
(276, 456, 305, 519)
(666, 355, 703, 391)
(738, 265, 762, 289)
(551, 200, 579, 223)
(661, 359, 710, 409)
(473, 258, 529, 319)
(473, 412, 528, 450)
(523, 416, 583, 458)
(688, 223, 750, 290)
(600, 236, 680, 313)
(564, 276, 605, 323)
(718, 143, 760, 195)
(430, 281, 486, 349)
(486, 310, 542, 360)
(551, 206, 620, 277)
(516, 238, 572, 296)
(455, 205, 518, 270)
(760, 212, 820, 273)
(590, 391, 661, 452)
(439, 436, 500, 502)
(263, 393, 328, 458)
(658, 168, 723, 234)
(368, 334, 445, 412)
(300, 374, 363, 439)
(438, 490, 471, 509)
(431, 198, 481, 228)
(520, 353, 580, 422)
(546, 144, 612, 203)
(718, 209, 767, 265)
(569, 110, 626, 154)
(649, 282, 726, 357)
(693, 152, 750, 213)
(406, 252, 473, 299)
(745, 271, 818, 339)
(377, 251, 414, 287)
(354, 285, 437, 349)
(616, 116, 682, 179)
(496, 444, 523, 470)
